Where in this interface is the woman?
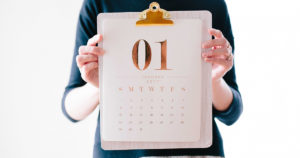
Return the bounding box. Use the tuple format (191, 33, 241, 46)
(61, 0, 243, 157)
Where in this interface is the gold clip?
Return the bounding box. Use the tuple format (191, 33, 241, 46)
(136, 2, 174, 26)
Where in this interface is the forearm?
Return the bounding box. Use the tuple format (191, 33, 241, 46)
(212, 78, 233, 111)
(64, 83, 99, 121)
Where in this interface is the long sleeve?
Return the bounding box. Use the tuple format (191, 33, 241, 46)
(212, 0, 243, 126)
(60, 0, 242, 157)
(61, 0, 101, 122)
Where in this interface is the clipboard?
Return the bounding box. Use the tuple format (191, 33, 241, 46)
(97, 2, 212, 150)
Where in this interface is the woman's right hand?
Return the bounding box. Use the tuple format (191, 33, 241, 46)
(76, 34, 104, 88)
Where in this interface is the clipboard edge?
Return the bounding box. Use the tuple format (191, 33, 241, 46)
(97, 10, 213, 150)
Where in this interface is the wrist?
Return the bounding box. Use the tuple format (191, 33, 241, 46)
(212, 78, 222, 87)
(86, 82, 99, 92)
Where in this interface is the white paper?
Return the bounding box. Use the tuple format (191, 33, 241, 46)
(101, 19, 203, 142)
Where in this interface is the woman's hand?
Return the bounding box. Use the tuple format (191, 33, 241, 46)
(76, 34, 104, 88)
(202, 28, 234, 111)
(202, 28, 234, 83)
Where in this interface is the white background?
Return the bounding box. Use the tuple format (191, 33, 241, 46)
(0, 0, 299, 157)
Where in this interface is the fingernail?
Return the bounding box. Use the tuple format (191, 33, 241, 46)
(96, 34, 102, 40)
(208, 28, 213, 33)
(203, 51, 211, 55)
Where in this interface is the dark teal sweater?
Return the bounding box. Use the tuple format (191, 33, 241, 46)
(61, 0, 243, 157)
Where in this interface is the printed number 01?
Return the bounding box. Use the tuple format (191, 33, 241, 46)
(132, 40, 170, 71)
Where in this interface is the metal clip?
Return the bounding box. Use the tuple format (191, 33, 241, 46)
(136, 2, 174, 26)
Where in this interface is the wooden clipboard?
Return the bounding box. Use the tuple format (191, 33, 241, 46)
(97, 2, 212, 150)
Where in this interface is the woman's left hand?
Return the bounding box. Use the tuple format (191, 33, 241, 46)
(202, 28, 234, 83)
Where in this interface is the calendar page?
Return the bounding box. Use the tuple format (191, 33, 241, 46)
(99, 18, 205, 142)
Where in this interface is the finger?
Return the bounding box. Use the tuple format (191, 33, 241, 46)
(202, 48, 230, 57)
(78, 46, 104, 56)
(203, 57, 232, 68)
(87, 34, 103, 46)
(209, 28, 223, 39)
(202, 38, 227, 49)
(80, 62, 98, 77)
(76, 54, 98, 68)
